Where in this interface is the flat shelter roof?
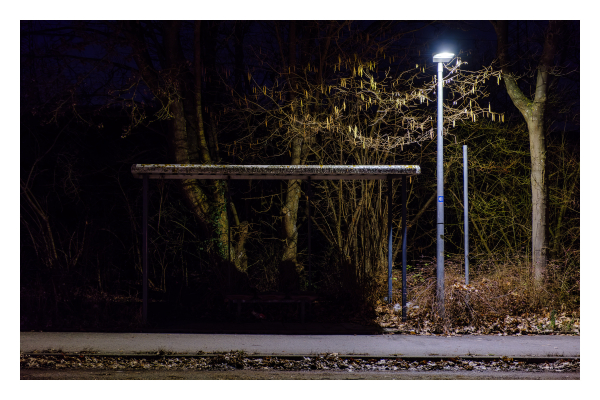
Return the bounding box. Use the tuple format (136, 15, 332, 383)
(131, 164, 421, 180)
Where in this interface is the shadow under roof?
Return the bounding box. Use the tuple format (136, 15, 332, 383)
(131, 164, 421, 180)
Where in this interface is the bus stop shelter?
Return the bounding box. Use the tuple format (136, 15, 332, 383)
(131, 164, 421, 324)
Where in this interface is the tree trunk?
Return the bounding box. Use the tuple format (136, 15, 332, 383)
(528, 120, 548, 281)
(281, 21, 303, 265)
(492, 20, 562, 284)
(123, 20, 249, 266)
(282, 137, 304, 264)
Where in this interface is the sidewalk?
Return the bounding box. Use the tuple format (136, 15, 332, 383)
(20, 331, 580, 358)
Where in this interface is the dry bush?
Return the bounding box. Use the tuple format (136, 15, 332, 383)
(386, 254, 580, 332)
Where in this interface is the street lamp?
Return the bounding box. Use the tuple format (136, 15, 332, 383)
(433, 52, 454, 319)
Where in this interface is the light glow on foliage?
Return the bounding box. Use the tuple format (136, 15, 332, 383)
(231, 56, 502, 153)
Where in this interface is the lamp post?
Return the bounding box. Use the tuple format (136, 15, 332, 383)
(432, 52, 454, 319)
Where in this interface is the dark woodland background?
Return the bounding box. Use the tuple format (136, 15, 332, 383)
(20, 20, 579, 331)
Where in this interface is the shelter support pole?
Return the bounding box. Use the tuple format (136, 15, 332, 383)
(142, 174, 148, 325)
(387, 175, 393, 304)
(402, 175, 407, 321)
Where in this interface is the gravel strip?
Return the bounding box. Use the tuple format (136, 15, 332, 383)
(21, 352, 579, 374)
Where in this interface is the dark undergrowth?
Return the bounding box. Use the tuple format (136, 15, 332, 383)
(21, 252, 579, 335)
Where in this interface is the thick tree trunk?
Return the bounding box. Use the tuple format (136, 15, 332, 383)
(124, 21, 249, 266)
(163, 22, 229, 259)
(528, 119, 548, 282)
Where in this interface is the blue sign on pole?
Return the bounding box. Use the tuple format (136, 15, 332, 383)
(438, 196, 444, 203)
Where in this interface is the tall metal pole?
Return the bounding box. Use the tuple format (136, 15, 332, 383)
(387, 175, 393, 304)
(463, 145, 469, 285)
(436, 61, 445, 318)
(142, 174, 148, 325)
(401, 175, 407, 321)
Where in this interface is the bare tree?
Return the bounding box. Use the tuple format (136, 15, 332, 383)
(491, 20, 569, 283)
(227, 22, 504, 278)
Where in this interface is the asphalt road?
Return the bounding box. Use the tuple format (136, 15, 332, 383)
(20, 369, 579, 380)
(20, 332, 580, 358)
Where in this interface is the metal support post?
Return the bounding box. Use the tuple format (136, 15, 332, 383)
(387, 175, 393, 304)
(227, 178, 231, 264)
(142, 174, 148, 325)
(401, 175, 407, 321)
(226, 178, 231, 292)
(464, 145, 469, 285)
(307, 177, 312, 286)
(436, 61, 445, 318)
